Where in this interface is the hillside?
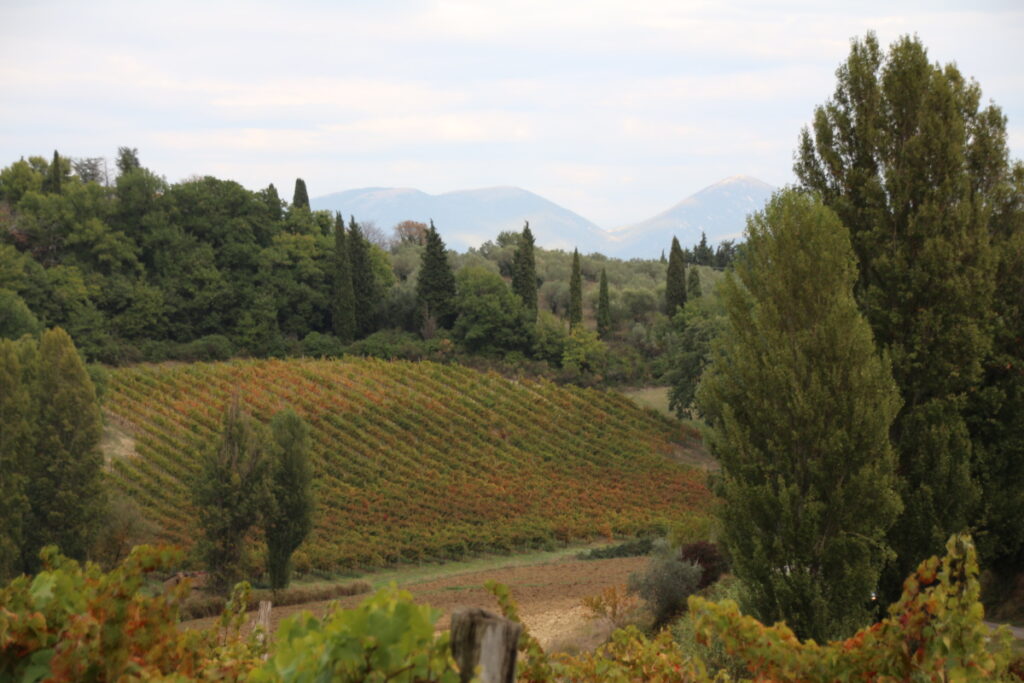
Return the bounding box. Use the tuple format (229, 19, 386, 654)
(311, 186, 609, 253)
(104, 358, 710, 571)
(609, 176, 775, 258)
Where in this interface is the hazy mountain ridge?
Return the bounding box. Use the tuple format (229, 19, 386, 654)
(312, 176, 776, 259)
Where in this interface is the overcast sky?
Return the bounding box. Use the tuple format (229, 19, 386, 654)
(1, 1, 1021, 227)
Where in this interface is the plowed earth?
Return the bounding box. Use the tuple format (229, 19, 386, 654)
(183, 554, 648, 649)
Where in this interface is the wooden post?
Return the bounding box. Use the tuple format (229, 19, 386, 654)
(450, 608, 522, 683)
(255, 600, 272, 657)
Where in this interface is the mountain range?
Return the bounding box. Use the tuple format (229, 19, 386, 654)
(311, 176, 775, 259)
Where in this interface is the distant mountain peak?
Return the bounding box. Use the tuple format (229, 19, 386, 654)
(311, 175, 776, 259)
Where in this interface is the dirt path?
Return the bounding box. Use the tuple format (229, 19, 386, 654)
(183, 555, 648, 650)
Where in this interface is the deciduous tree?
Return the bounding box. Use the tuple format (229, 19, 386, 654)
(21, 328, 106, 572)
(194, 396, 270, 594)
(795, 32, 1005, 594)
(697, 191, 902, 641)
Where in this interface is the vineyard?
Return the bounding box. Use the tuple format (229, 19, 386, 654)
(104, 358, 710, 571)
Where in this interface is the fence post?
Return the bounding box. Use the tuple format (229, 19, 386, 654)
(450, 607, 522, 683)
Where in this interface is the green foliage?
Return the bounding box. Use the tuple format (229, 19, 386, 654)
(561, 325, 607, 375)
(568, 248, 583, 328)
(665, 296, 725, 418)
(511, 221, 538, 320)
(292, 177, 309, 209)
(416, 222, 457, 331)
(690, 534, 1017, 680)
(0, 288, 41, 339)
(20, 328, 106, 573)
(331, 214, 356, 343)
(686, 266, 702, 299)
(796, 32, 1006, 596)
(265, 409, 314, 591)
(627, 538, 703, 627)
(0, 340, 31, 580)
(578, 538, 655, 560)
(253, 586, 459, 683)
(697, 190, 902, 641)
(596, 268, 611, 339)
(194, 397, 271, 594)
(531, 310, 568, 365)
(453, 266, 534, 355)
(348, 217, 378, 338)
(0, 544, 265, 681)
(665, 236, 687, 314)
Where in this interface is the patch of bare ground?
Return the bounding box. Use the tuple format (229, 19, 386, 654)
(181, 555, 648, 651)
(101, 416, 137, 462)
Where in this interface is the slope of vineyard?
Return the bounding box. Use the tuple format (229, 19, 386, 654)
(104, 358, 710, 571)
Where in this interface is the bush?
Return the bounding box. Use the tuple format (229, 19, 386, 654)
(627, 538, 703, 627)
(679, 541, 728, 589)
(578, 538, 654, 560)
(672, 576, 748, 680)
(300, 331, 346, 358)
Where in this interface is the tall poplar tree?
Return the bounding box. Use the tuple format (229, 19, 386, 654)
(0, 339, 31, 579)
(348, 216, 376, 337)
(194, 396, 270, 595)
(416, 221, 457, 331)
(568, 248, 583, 329)
(264, 408, 313, 591)
(331, 213, 356, 343)
(697, 190, 902, 641)
(292, 178, 310, 210)
(42, 150, 63, 194)
(511, 221, 537, 320)
(21, 328, 106, 571)
(596, 268, 611, 339)
(795, 32, 1005, 594)
(665, 237, 687, 314)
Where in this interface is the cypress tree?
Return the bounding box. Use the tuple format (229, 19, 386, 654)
(694, 232, 713, 266)
(416, 221, 457, 330)
(511, 222, 538, 320)
(42, 150, 63, 194)
(292, 178, 310, 210)
(697, 190, 901, 641)
(348, 216, 376, 337)
(21, 328, 106, 571)
(0, 339, 32, 579)
(596, 268, 611, 339)
(264, 408, 313, 591)
(665, 236, 687, 314)
(194, 396, 270, 595)
(687, 267, 702, 299)
(568, 248, 583, 329)
(331, 213, 356, 344)
(795, 32, 1004, 595)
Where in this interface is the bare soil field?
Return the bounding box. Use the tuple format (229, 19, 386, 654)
(183, 554, 649, 650)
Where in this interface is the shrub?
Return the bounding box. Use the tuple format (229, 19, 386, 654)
(679, 541, 728, 589)
(577, 538, 654, 560)
(300, 331, 346, 358)
(627, 539, 703, 627)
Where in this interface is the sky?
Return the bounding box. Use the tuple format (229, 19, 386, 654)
(0, 0, 1021, 228)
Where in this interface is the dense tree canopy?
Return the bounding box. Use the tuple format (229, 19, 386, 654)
(795, 31, 1014, 593)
